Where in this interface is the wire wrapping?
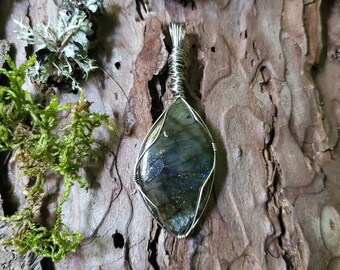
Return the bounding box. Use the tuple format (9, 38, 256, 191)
(168, 22, 186, 99)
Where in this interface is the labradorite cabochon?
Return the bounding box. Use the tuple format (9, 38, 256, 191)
(135, 98, 215, 237)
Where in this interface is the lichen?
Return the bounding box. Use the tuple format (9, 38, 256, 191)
(0, 40, 10, 68)
(14, 0, 103, 91)
(61, 0, 104, 13)
(0, 56, 114, 262)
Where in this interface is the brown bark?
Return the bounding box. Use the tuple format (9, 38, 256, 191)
(1, 0, 340, 269)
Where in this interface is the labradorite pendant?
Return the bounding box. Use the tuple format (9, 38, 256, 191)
(134, 22, 216, 238)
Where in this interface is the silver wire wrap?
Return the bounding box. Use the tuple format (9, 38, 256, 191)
(168, 22, 186, 99)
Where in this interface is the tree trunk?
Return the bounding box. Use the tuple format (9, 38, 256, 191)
(1, 0, 339, 269)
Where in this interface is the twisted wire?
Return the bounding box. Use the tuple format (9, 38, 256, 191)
(168, 22, 186, 99)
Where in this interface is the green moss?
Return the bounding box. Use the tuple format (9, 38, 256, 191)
(0, 56, 114, 262)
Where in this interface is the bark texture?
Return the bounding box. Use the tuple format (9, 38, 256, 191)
(1, 0, 340, 269)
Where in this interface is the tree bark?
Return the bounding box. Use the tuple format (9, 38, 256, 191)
(1, 0, 340, 269)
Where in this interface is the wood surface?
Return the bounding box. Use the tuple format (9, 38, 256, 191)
(0, 0, 339, 269)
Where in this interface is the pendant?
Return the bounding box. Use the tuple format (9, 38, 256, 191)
(134, 22, 216, 238)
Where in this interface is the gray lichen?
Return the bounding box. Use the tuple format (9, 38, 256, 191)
(14, 0, 103, 91)
(0, 40, 10, 68)
(60, 0, 104, 13)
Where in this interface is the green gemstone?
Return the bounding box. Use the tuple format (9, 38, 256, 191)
(135, 97, 216, 237)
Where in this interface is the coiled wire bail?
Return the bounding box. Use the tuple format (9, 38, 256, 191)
(168, 22, 186, 99)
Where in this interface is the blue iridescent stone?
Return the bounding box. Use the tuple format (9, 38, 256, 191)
(135, 97, 216, 237)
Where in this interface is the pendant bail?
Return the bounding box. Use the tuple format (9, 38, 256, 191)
(168, 22, 186, 99)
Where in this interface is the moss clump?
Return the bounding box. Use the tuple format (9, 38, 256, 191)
(0, 56, 113, 262)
